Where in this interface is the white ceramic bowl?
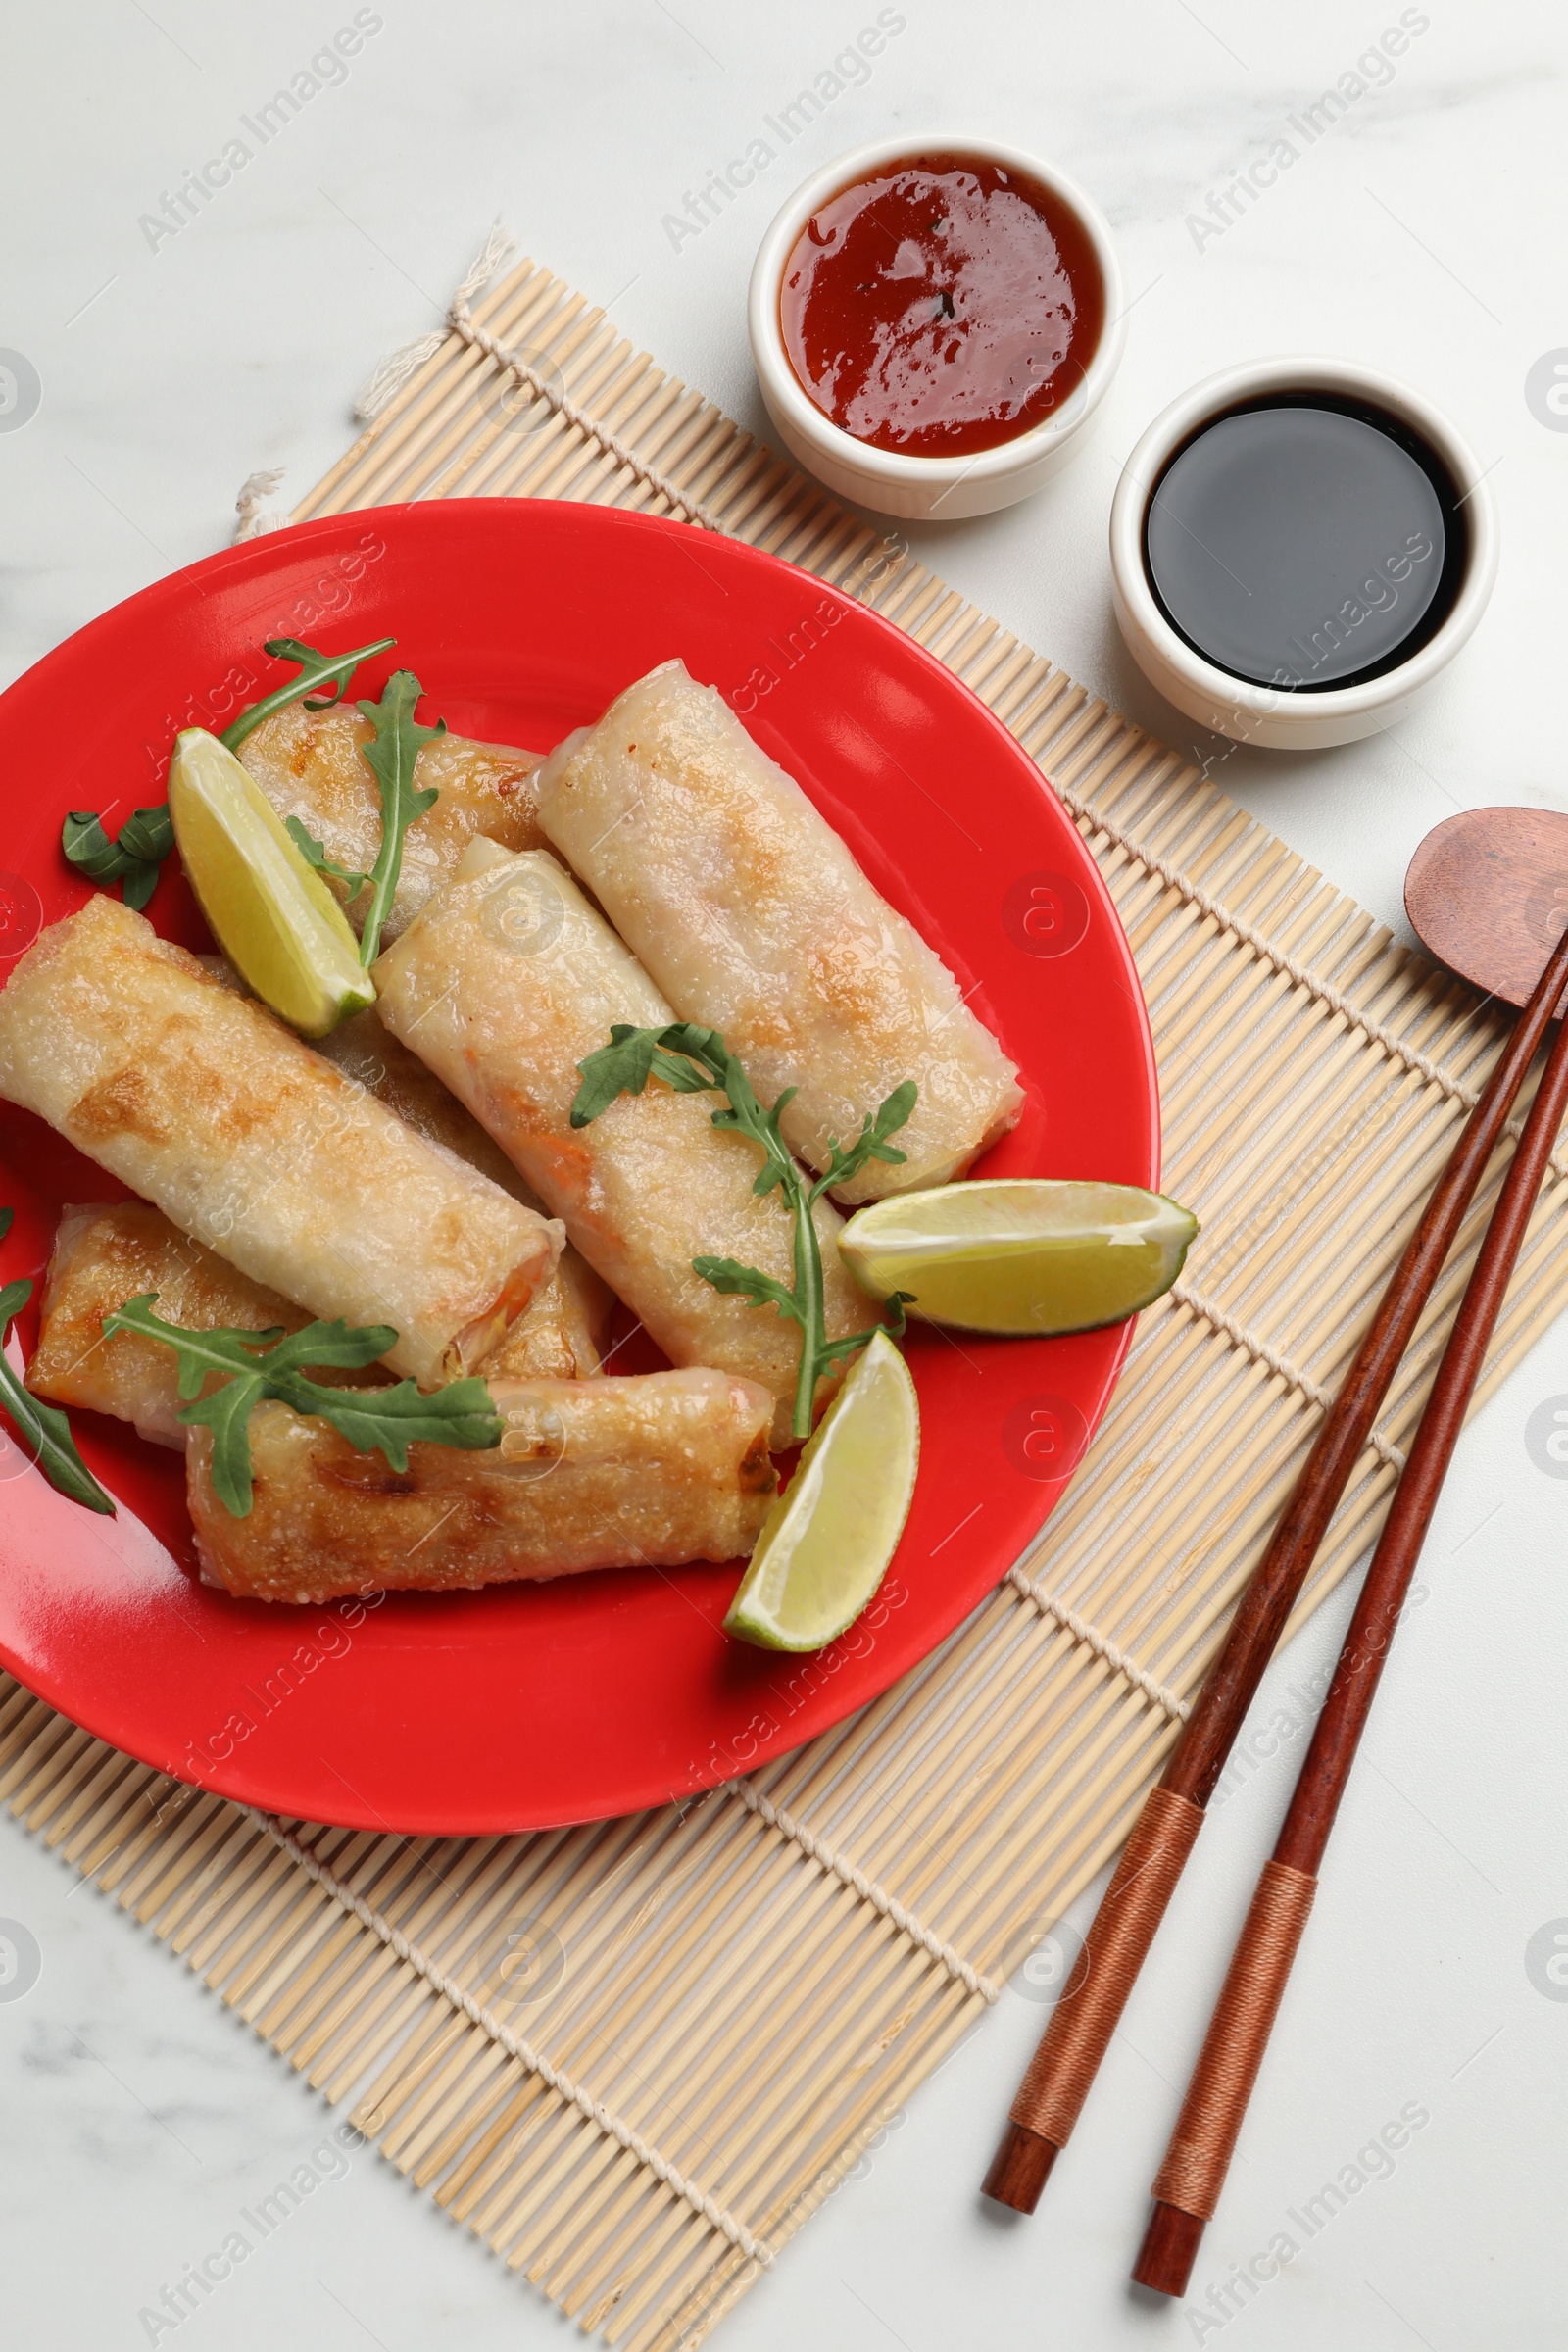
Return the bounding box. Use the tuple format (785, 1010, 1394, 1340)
(1108, 356, 1498, 751)
(748, 135, 1126, 522)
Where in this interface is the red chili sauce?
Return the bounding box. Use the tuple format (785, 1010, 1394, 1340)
(779, 152, 1104, 458)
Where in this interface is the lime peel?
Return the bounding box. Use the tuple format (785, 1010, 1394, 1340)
(723, 1329, 919, 1652)
(838, 1179, 1198, 1337)
(168, 727, 375, 1039)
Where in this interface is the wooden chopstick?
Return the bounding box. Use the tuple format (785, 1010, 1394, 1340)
(1132, 955, 1568, 2294)
(983, 913, 1568, 2217)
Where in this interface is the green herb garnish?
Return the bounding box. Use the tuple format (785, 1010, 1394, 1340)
(284, 817, 373, 902)
(101, 1295, 503, 1518)
(0, 1208, 116, 1514)
(571, 1024, 915, 1442)
(249, 658, 446, 959)
(352, 669, 445, 967)
(61, 635, 395, 905)
(61, 804, 174, 911)
(220, 634, 398, 753)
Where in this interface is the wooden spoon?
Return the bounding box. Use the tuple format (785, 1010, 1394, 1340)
(1405, 805, 1568, 1011)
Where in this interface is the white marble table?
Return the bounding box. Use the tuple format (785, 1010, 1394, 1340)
(3, 3, 1566, 2344)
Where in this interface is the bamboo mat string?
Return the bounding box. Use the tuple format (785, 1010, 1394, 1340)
(243, 1806, 777, 2267)
(724, 1782, 1003, 2002)
(1049, 785, 1477, 1107)
(233, 466, 289, 541)
(353, 224, 728, 534)
(1004, 1571, 1193, 1723)
(1172, 1280, 1408, 1474)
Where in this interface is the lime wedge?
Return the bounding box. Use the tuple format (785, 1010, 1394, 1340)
(838, 1180, 1197, 1336)
(724, 1330, 918, 1652)
(168, 728, 374, 1038)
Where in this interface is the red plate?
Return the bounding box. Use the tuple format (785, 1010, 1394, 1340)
(0, 501, 1157, 1831)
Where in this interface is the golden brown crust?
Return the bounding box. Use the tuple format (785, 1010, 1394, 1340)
(188, 1370, 778, 1603)
(372, 843, 869, 1445)
(537, 661, 1024, 1201)
(0, 896, 560, 1387)
(26, 1202, 316, 1446)
(237, 703, 546, 942)
(26, 1200, 606, 1447)
(25, 1203, 399, 1439)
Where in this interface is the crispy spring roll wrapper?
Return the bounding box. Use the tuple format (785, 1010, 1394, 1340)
(194, 974, 612, 1375)
(486, 1252, 606, 1381)
(373, 841, 870, 1445)
(26, 1200, 601, 1453)
(238, 702, 546, 943)
(316, 1009, 611, 1376)
(188, 1370, 779, 1604)
(0, 896, 562, 1386)
(536, 660, 1024, 1202)
(25, 1202, 350, 1447)
(317, 1005, 537, 1199)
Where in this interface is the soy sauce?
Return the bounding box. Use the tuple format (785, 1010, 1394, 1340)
(779, 152, 1104, 458)
(1142, 398, 1466, 692)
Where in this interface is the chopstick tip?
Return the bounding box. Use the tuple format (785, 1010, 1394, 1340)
(1131, 2199, 1206, 2296)
(980, 2120, 1059, 2213)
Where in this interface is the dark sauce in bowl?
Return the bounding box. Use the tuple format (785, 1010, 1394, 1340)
(779, 152, 1105, 458)
(1143, 397, 1467, 692)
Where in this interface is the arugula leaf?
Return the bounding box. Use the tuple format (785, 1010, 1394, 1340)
(570, 1023, 720, 1127)
(818, 1292, 913, 1369)
(220, 634, 398, 752)
(285, 815, 372, 901)
(100, 1296, 502, 1518)
(61, 637, 395, 911)
(353, 669, 446, 967)
(60, 811, 125, 886)
(0, 1213, 116, 1515)
(282, 1380, 504, 1462)
(62, 803, 175, 909)
(183, 1364, 272, 1518)
(810, 1081, 917, 1202)
(572, 1025, 915, 1441)
(116, 805, 176, 867)
(693, 1255, 804, 1324)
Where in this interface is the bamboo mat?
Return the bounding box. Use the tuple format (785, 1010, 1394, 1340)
(7, 250, 1567, 2348)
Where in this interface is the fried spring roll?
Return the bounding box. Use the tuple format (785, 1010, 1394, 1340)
(188, 1370, 779, 1603)
(26, 1202, 339, 1447)
(0, 896, 561, 1385)
(536, 660, 1024, 1201)
(238, 702, 547, 943)
(487, 1254, 606, 1381)
(373, 841, 870, 1444)
(26, 1200, 602, 1455)
(198, 977, 612, 1375)
(316, 1010, 611, 1376)
(316, 1004, 537, 1199)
